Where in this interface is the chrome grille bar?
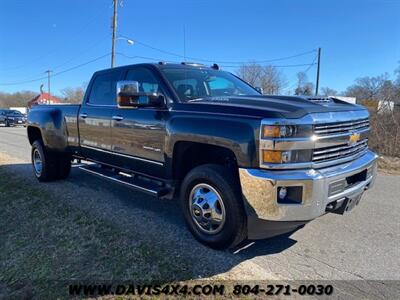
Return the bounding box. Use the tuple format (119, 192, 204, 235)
(314, 118, 369, 135)
(313, 139, 368, 162)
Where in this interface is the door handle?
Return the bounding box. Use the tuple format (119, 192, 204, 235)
(112, 115, 124, 121)
(79, 113, 88, 119)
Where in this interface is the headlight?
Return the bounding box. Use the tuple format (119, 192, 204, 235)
(262, 125, 296, 138)
(261, 124, 313, 138)
(260, 122, 313, 167)
(262, 149, 312, 164)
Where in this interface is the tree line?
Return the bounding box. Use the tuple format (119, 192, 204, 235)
(1, 64, 399, 106)
(237, 62, 400, 101)
(0, 86, 86, 108)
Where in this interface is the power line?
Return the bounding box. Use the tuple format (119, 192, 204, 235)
(120, 36, 317, 65)
(52, 38, 109, 70)
(0, 49, 316, 86)
(282, 54, 318, 93)
(117, 52, 316, 68)
(0, 53, 110, 86)
(220, 62, 316, 68)
(116, 52, 174, 62)
(2, 38, 109, 82)
(51, 53, 110, 76)
(217, 49, 317, 64)
(0, 6, 109, 72)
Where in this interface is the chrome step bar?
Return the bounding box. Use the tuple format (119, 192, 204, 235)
(78, 164, 170, 197)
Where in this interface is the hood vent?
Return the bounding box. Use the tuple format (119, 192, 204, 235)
(306, 97, 333, 104)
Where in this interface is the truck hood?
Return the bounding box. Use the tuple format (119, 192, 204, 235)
(173, 95, 366, 119)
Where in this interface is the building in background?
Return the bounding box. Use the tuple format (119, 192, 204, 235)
(330, 96, 357, 104)
(27, 92, 62, 109)
(9, 107, 27, 114)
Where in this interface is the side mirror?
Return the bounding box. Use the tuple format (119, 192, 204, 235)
(116, 80, 165, 108)
(255, 87, 264, 94)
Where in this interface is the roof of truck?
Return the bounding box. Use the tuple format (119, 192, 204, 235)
(95, 62, 220, 74)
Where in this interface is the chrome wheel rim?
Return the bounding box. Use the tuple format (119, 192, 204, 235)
(189, 183, 226, 234)
(33, 149, 42, 176)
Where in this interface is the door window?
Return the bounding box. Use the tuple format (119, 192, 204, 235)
(88, 71, 121, 105)
(126, 68, 161, 93)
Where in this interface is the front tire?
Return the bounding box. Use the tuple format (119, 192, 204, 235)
(180, 164, 246, 249)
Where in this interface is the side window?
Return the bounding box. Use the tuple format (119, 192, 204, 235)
(88, 71, 121, 105)
(126, 68, 161, 93)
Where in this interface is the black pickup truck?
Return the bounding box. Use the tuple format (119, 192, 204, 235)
(27, 62, 377, 249)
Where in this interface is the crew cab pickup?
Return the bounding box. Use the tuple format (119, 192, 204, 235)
(27, 62, 378, 249)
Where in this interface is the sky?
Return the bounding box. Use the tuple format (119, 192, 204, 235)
(0, 0, 399, 96)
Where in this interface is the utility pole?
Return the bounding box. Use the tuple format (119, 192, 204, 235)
(111, 0, 118, 68)
(45, 70, 52, 104)
(315, 47, 321, 96)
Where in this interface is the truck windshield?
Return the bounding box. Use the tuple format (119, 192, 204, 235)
(161, 68, 260, 102)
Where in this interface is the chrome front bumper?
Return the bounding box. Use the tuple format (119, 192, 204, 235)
(239, 150, 378, 223)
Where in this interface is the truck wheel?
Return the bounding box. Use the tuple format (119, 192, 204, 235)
(31, 140, 58, 182)
(180, 164, 246, 249)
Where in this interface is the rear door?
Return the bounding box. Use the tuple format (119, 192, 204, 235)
(79, 69, 123, 163)
(111, 66, 168, 178)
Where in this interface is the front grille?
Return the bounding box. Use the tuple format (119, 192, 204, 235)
(313, 138, 368, 163)
(314, 118, 369, 135)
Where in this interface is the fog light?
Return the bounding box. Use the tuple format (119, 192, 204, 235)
(277, 186, 303, 204)
(278, 187, 287, 199)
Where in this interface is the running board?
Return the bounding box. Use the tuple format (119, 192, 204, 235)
(78, 164, 170, 197)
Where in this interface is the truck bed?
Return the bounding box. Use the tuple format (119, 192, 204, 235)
(28, 104, 81, 151)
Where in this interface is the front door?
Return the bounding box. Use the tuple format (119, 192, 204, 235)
(111, 67, 168, 178)
(79, 70, 122, 163)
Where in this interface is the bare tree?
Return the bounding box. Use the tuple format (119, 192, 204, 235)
(294, 72, 314, 96)
(261, 66, 287, 94)
(321, 87, 338, 96)
(345, 74, 390, 101)
(236, 63, 287, 94)
(0, 90, 37, 107)
(236, 63, 263, 87)
(345, 72, 400, 157)
(61, 86, 86, 104)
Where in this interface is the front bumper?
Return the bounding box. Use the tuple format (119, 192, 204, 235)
(239, 150, 378, 239)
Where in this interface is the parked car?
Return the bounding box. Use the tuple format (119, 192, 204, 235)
(0, 109, 27, 127)
(26, 62, 378, 249)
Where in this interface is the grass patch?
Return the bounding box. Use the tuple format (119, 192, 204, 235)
(378, 155, 400, 175)
(0, 168, 194, 299)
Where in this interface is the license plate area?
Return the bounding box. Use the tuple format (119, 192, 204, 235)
(328, 169, 367, 197)
(346, 169, 367, 187)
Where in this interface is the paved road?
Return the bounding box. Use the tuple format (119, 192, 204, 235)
(1, 127, 399, 294)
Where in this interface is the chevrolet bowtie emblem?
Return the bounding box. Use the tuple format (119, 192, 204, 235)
(349, 132, 361, 145)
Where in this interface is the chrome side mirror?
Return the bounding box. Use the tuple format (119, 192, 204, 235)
(255, 87, 264, 94)
(116, 80, 164, 108)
